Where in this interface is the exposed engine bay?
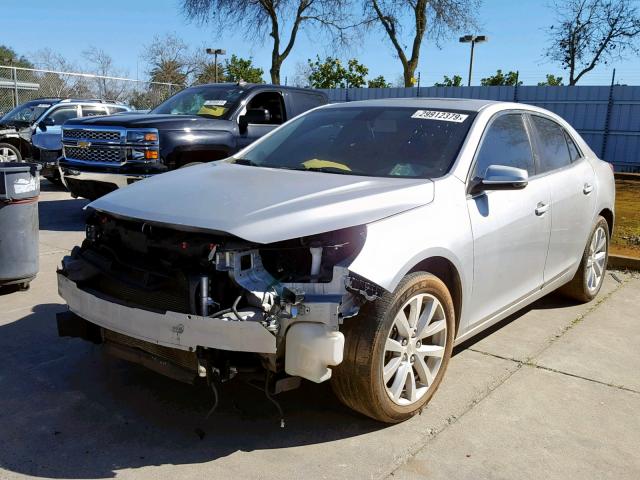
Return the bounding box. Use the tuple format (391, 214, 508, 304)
(57, 210, 384, 404)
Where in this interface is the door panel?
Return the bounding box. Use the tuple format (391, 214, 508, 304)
(542, 159, 596, 281)
(467, 180, 551, 326)
(31, 106, 80, 152)
(466, 112, 551, 327)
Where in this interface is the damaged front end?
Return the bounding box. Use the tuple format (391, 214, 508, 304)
(57, 210, 381, 388)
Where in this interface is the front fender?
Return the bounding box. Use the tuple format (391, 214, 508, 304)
(161, 129, 235, 158)
(348, 176, 474, 324)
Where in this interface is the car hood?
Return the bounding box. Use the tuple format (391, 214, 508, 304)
(88, 162, 435, 244)
(65, 114, 231, 130)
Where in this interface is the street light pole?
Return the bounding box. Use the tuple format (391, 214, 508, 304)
(459, 35, 487, 86)
(206, 48, 227, 83)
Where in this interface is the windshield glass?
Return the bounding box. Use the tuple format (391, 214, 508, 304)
(0, 101, 53, 125)
(151, 86, 245, 119)
(233, 106, 476, 178)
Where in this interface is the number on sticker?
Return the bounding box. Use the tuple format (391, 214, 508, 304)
(411, 110, 469, 123)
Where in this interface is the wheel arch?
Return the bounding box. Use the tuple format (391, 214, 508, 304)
(407, 256, 463, 336)
(0, 136, 26, 154)
(599, 208, 614, 236)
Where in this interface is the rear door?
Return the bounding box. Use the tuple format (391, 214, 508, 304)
(527, 114, 597, 283)
(466, 112, 552, 327)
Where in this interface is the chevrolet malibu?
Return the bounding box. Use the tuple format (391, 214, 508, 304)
(56, 98, 615, 423)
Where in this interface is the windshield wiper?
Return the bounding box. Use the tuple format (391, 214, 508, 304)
(298, 166, 355, 175)
(232, 158, 260, 166)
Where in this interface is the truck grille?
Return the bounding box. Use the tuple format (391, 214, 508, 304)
(63, 129, 121, 141)
(65, 146, 123, 164)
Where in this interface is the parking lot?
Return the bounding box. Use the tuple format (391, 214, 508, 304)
(0, 182, 639, 480)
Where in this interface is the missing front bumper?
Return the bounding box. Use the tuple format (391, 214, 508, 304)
(57, 273, 277, 354)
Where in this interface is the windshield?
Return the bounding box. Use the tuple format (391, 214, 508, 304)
(0, 101, 53, 125)
(151, 86, 245, 119)
(233, 106, 476, 178)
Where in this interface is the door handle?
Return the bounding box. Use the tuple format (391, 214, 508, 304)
(583, 183, 593, 195)
(535, 202, 549, 216)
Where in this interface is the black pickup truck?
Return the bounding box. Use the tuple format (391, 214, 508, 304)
(59, 83, 328, 200)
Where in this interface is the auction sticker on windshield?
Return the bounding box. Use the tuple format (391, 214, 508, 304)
(411, 110, 468, 123)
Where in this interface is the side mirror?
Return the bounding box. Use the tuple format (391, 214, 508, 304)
(470, 164, 529, 194)
(239, 108, 271, 134)
(38, 117, 55, 131)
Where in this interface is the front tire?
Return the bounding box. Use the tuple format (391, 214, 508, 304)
(560, 216, 609, 302)
(332, 272, 455, 423)
(0, 143, 21, 163)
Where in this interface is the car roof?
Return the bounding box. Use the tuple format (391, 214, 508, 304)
(322, 97, 502, 112)
(26, 97, 126, 106)
(189, 82, 325, 95)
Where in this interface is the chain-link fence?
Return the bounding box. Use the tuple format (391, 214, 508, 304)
(0, 66, 181, 115)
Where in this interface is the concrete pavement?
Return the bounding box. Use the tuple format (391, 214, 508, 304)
(0, 182, 638, 480)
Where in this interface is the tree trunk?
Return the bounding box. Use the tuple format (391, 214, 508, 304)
(403, 59, 418, 87)
(270, 62, 281, 85)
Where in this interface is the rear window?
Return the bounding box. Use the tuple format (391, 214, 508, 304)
(107, 106, 129, 114)
(530, 115, 572, 173)
(290, 92, 326, 117)
(235, 106, 476, 178)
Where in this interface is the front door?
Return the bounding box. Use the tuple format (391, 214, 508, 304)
(236, 91, 285, 150)
(31, 105, 81, 153)
(466, 112, 552, 327)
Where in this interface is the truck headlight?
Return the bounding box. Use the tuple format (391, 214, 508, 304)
(127, 131, 158, 143)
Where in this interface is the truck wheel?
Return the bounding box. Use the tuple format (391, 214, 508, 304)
(0, 143, 21, 163)
(332, 272, 455, 423)
(560, 216, 609, 302)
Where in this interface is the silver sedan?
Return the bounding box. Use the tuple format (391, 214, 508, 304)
(60, 98, 615, 423)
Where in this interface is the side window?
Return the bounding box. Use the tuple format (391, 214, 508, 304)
(246, 91, 285, 125)
(44, 107, 79, 125)
(291, 92, 325, 117)
(530, 115, 572, 173)
(81, 106, 107, 117)
(474, 113, 535, 178)
(564, 131, 582, 162)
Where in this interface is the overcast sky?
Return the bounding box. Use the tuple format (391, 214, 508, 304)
(4, 0, 640, 85)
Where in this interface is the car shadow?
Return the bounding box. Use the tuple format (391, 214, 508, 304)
(0, 291, 584, 479)
(0, 303, 382, 479)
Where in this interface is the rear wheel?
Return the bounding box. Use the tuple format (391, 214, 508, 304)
(331, 272, 455, 423)
(560, 216, 609, 302)
(0, 143, 21, 163)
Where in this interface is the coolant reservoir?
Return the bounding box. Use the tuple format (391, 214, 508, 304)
(285, 322, 344, 383)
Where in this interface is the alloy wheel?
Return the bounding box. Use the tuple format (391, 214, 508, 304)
(382, 293, 448, 406)
(0, 147, 18, 162)
(586, 225, 607, 294)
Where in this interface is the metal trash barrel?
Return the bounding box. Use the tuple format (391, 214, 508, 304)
(0, 162, 41, 289)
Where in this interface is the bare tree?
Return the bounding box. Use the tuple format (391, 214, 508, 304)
(182, 0, 357, 84)
(545, 0, 640, 85)
(82, 46, 129, 101)
(368, 0, 479, 87)
(31, 48, 90, 98)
